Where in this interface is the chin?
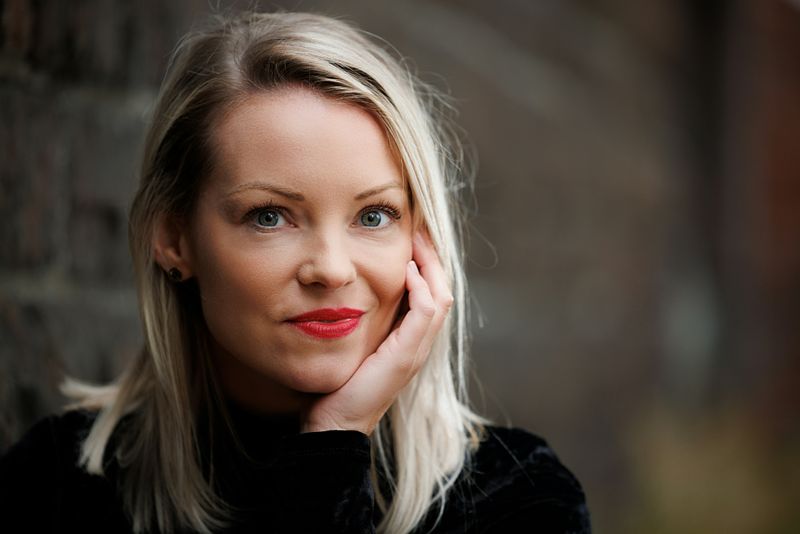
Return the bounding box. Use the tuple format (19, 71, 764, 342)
(290, 375, 349, 395)
(284, 357, 360, 394)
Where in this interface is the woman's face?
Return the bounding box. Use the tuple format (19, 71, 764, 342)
(185, 86, 413, 412)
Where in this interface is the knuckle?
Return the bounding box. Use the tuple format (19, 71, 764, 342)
(395, 354, 417, 374)
(440, 293, 455, 310)
(419, 302, 437, 319)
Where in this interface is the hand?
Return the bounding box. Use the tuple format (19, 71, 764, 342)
(300, 231, 454, 435)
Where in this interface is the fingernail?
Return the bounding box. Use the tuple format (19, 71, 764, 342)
(408, 260, 419, 273)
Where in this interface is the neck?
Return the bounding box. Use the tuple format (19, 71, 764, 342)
(209, 341, 319, 416)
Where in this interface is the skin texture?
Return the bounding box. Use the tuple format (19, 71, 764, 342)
(153, 86, 453, 434)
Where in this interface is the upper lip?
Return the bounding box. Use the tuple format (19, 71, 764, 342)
(287, 308, 365, 322)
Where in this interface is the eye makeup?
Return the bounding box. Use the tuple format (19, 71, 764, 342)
(240, 198, 404, 232)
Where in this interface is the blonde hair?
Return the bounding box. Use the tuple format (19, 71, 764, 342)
(65, 11, 486, 533)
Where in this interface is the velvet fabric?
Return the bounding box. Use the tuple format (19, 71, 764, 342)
(0, 406, 591, 533)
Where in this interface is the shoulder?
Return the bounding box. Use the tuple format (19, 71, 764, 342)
(454, 425, 591, 533)
(473, 426, 583, 493)
(0, 409, 115, 525)
(1, 409, 98, 469)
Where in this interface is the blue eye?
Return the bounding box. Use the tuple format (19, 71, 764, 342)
(360, 210, 386, 227)
(358, 203, 401, 229)
(255, 209, 285, 228)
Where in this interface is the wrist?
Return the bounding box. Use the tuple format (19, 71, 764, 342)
(301, 417, 373, 435)
(301, 423, 348, 433)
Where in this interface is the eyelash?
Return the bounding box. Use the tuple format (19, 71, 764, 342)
(242, 200, 284, 226)
(363, 200, 402, 221)
(243, 200, 402, 230)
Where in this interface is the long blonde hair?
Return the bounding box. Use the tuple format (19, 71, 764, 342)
(65, 11, 486, 533)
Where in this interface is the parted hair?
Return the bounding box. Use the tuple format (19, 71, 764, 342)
(64, 10, 485, 534)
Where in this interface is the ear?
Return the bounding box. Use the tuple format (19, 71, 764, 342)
(152, 213, 195, 280)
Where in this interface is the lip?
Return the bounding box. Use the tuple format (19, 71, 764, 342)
(288, 308, 365, 322)
(287, 308, 364, 339)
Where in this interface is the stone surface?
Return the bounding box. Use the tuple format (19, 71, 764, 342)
(0, 2, 687, 531)
(0, 86, 68, 271)
(3, 1, 797, 533)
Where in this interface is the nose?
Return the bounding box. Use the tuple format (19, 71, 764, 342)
(296, 232, 357, 289)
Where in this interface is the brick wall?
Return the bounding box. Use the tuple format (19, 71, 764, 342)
(4, 1, 796, 532)
(0, 0, 208, 444)
(0, 2, 683, 531)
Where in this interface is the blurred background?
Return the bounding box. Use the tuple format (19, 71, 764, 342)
(1, 1, 799, 532)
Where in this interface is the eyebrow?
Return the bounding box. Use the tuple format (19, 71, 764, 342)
(225, 182, 305, 201)
(354, 183, 404, 200)
(225, 181, 403, 201)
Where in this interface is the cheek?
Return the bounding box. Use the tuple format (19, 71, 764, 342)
(361, 238, 412, 310)
(189, 217, 299, 320)
(200, 245, 293, 300)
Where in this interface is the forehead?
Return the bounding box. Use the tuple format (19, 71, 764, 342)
(206, 86, 404, 197)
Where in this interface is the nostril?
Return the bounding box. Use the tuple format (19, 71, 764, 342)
(296, 253, 356, 289)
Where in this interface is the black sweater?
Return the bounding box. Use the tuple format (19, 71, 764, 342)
(0, 407, 591, 533)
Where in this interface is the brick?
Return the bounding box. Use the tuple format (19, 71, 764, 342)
(68, 203, 134, 283)
(2, 0, 35, 57)
(45, 293, 141, 385)
(20, 0, 134, 84)
(14, 0, 210, 86)
(0, 292, 141, 449)
(63, 92, 145, 283)
(0, 86, 68, 271)
(0, 298, 66, 450)
(65, 93, 144, 208)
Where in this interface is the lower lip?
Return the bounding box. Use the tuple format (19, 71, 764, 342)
(289, 317, 361, 339)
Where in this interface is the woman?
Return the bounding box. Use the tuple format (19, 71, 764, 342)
(0, 11, 590, 533)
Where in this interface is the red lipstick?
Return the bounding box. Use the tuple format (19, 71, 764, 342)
(287, 308, 364, 339)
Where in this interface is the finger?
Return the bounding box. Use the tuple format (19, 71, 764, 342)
(390, 290, 410, 329)
(336, 260, 442, 425)
(370, 260, 436, 371)
(410, 234, 452, 354)
(412, 232, 454, 311)
(391, 259, 437, 348)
